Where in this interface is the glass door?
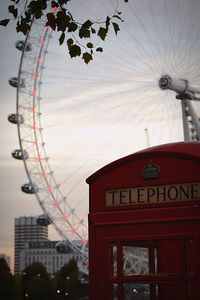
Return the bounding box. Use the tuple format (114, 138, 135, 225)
(108, 237, 197, 300)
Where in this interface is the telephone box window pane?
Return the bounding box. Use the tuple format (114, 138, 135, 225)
(123, 246, 149, 276)
(154, 248, 158, 273)
(109, 243, 117, 277)
(110, 283, 118, 300)
(123, 283, 150, 300)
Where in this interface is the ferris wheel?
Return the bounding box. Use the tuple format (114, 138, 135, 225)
(8, 0, 200, 275)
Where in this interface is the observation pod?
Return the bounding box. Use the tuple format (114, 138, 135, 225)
(9, 77, 25, 88)
(36, 214, 52, 226)
(15, 40, 31, 52)
(56, 241, 73, 254)
(21, 183, 36, 194)
(12, 149, 29, 160)
(8, 113, 24, 125)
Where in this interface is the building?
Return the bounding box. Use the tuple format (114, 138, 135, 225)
(14, 216, 48, 274)
(19, 240, 82, 275)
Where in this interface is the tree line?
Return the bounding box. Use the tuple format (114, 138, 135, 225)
(0, 257, 88, 300)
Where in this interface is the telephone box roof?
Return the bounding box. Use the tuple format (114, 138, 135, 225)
(86, 142, 200, 184)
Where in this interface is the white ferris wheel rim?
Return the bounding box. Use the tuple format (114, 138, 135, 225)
(15, 0, 200, 268)
(16, 15, 88, 259)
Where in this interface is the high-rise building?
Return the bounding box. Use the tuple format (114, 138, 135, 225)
(14, 216, 48, 274)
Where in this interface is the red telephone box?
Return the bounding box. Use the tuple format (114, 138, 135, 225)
(87, 142, 200, 300)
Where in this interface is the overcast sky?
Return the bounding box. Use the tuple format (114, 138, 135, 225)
(1, 0, 200, 273)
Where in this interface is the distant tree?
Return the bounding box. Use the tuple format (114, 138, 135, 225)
(21, 262, 54, 300)
(0, 258, 15, 300)
(55, 259, 86, 300)
(26, 277, 52, 300)
(0, 0, 128, 64)
(13, 274, 23, 300)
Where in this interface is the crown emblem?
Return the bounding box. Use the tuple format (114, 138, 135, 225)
(142, 160, 161, 180)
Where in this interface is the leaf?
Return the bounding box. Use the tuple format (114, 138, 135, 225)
(67, 38, 73, 50)
(10, 0, 20, 3)
(8, 5, 18, 18)
(0, 19, 10, 26)
(113, 15, 123, 21)
(40, 0, 47, 10)
(82, 20, 92, 29)
(112, 22, 120, 35)
(16, 21, 30, 35)
(79, 27, 90, 39)
(82, 52, 93, 64)
(79, 19, 92, 38)
(59, 32, 65, 45)
(28, 1, 43, 19)
(69, 44, 81, 58)
(106, 16, 110, 31)
(51, 1, 59, 8)
(46, 13, 56, 30)
(91, 27, 96, 34)
(56, 10, 70, 32)
(68, 11, 74, 21)
(25, 11, 31, 22)
(58, 0, 70, 5)
(8, 5, 14, 12)
(97, 27, 107, 41)
(96, 47, 103, 52)
(68, 22, 78, 32)
(87, 42, 93, 48)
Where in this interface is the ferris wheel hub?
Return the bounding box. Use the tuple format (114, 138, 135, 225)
(159, 75, 172, 90)
(159, 75, 200, 141)
(159, 75, 200, 97)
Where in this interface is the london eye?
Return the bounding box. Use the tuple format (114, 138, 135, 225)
(8, 0, 200, 275)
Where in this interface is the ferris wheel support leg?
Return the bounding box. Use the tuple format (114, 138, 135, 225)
(186, 100, 200, 140)
(181, 101, 190, 142)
